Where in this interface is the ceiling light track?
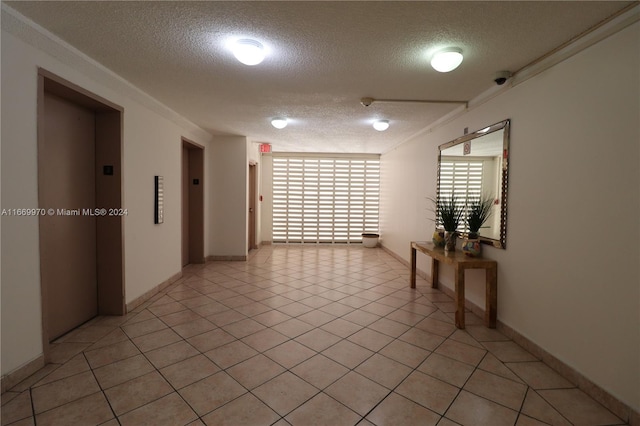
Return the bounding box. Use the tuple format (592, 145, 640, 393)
(360, 97, 468, 108)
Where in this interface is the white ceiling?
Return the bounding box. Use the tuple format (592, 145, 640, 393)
(5, 1, 632, 154)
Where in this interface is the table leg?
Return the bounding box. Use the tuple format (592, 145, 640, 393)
(486, 264, 497, 328)
(455, 265, 465, 329)
(410, 246, 417, 289)
(431, 258, 439, 289)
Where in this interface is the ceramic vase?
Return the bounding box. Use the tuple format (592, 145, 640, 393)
(462, 236, 482, 257)
(444, 231, 456, 253)
(432, 230, 445, 248)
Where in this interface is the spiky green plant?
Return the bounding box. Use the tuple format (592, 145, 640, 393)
(466, 195, 494, 237)
(430, 195, 465, 232)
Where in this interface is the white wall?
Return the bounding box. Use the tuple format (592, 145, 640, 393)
(1, 9, 212, 376)
(381, 23, 639, 410)
(208, 136, 247, 257)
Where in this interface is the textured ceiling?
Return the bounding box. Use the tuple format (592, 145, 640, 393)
(5, 1, 632, 153)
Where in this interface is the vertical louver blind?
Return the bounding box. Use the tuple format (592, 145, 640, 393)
(272, 155, 380, 243)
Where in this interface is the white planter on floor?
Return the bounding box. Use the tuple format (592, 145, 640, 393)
(361, 233, 379, 248)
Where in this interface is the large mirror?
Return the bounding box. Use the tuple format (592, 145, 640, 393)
(437, 119, 510, 248)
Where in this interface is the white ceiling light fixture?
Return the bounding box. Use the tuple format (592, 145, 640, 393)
(233, 39, 265, 66)
(373, 120, 390, 131)
(271, 118, 288, 129)
(431, 47, 464, 72)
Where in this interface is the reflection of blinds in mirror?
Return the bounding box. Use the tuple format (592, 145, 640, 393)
(272, 156, 380, 243)
(439, 160, 484, 199)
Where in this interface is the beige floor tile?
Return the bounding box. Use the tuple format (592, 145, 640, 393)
(33, 354, 90, 387)
(207, 310, 247, 327)
(201, 392, 280, 426)
(92, 354, 155, 389)
(253, 372, 319, 416)
(241, 328, 290, 352)
(463, 369, 528, 410)
(520, 389, 572, 426)
(171, 317, 217, 339)
(290, 354, 349, 389)
(252, 309, 292, 327)
(321, 340, 374, 369)
(417, 353, 475, 388)
(435, 339, 487, 367)
(506, 361, 573, 389)
(320, 318, 363, 338)
(121, 317, 168, 339)
(131, 328, 183, 352)
(205, 340, 258, 369)
(325, 371, 389, 416)
(342, 310, 380, 326)
(366, 392, 441, 426)
(119, 392, 198, 426)
(271, 318, 315, 338)
(465, 324, 510, 342)
(222, 318, 267, 339)
(35, 392, 113, 426)
(85, 328, 130, 351)
(104, 371, 173, 415)
(379, 339, 431, 368)
(395, 370, 459, 415)
(297, 309, 336, 327)
(445, 390, 518, 426)
(227, 354, 286, 389)
(54, 325, 115, 344)
(359, 354, 412, 388)
(482, 341, 538, 363)
(1, 391, 32, 425)
(367, 317, 411, 337)
(415, 317, 457, 338)
(516, 414, 551, 426)
(478, 353, 525, 383)
(31, 370, 100, 414)
(537, 388, 622, 425)
(265, 340, 316, 369)
(47, 342, 90, 364)
(160, 354, 220, 389)
(347, 328, 394, 352)
(319, 302, 355, 316)
(84, 339, 141, 369)
(234, 302, 272, 317)
(190, 302, 230, 317)
(187, 328, 236, 353)
(398, 328, 445, 352)
(285, 392, 361, 426)
(294, 328, 341, 352)
(7, 417, 35, 426)
(179, 371, 246, 416)
(145, 340, 200, 369)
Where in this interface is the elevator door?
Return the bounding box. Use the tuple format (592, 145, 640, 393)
(41, 93, 98, 340)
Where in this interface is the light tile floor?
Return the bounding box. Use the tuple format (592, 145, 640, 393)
(1, 245, 627, 426)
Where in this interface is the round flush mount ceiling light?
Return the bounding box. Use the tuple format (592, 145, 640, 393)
(430, 47, 463, 72)
(271, 118, 288, 129)
(373, 120, 390, 131)
(233, 39, 265, 65)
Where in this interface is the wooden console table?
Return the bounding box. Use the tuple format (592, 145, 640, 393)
(410, 241, 497, 329)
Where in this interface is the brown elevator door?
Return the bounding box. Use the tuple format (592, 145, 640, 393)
(41, 93, 98, 341)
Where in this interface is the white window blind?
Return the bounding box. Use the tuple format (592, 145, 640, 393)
(438, 159, 484, 231)
(272, 155, 380, 243)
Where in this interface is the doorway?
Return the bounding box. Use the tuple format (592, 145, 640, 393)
(248, 162, 257, 251)
(182, 139, 205, 266)
(37, 69, 124, 348)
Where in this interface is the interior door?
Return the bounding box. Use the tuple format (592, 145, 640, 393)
(248, 163, 257, 250)
(41, 93, 97, 340)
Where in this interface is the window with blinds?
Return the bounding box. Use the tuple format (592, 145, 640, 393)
(272, 156, 380, 243)
(438, 159, 484, 231)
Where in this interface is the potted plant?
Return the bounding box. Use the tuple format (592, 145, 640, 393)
(462, 195, 494, 257)
(430, 195, 465, 252)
